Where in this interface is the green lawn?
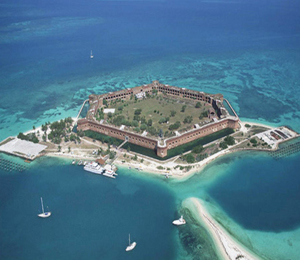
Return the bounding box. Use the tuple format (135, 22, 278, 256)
(103, 94, 212, 138)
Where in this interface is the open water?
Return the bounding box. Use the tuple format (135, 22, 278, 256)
(1, 0, 300, 259)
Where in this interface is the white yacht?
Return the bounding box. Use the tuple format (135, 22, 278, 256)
(172, 215, 186, 226)
(38, 197, 51, 218)
(90, 50, 94, 59)
(84, 161, 104, 175)
(84, 162, 117, 178)
(125, 234, 136, 252)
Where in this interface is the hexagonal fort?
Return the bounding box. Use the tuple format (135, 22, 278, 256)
(77, 81, 239, 158)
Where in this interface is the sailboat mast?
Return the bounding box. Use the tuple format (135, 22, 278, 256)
(40, 197, 44, 213)
(129, 234, 130, 245)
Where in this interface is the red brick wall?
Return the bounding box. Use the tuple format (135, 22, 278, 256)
(78, 117, 239, 158)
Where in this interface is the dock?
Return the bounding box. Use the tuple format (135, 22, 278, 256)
(0, 138, 47, 161)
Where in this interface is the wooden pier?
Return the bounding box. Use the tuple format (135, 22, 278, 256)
(270, 141, 300, 160)
(0, 156, 27, 172)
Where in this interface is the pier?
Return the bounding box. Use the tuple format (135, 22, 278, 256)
(0, 156, 27, 172)
(76, 99, 89, 121)
(270, 141, 300, 160)
(224, 99, 239, 120)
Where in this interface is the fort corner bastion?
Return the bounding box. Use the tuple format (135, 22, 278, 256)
(77, 81, 239, 158)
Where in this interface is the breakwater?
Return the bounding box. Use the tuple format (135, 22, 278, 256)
(270, 141, 300, 160)
(0, 156, 27, 172)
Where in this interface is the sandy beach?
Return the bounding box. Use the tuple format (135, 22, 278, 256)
(183, 198, 262, 260)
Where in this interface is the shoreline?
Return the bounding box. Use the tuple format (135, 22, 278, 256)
(37, 120, 299, 181)
(183, 197, 263, 260)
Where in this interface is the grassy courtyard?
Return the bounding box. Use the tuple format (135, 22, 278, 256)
(97, 93, 214, 138)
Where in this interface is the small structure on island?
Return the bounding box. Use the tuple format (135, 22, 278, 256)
(0, 138, 47, 161)
(96, 158, 106, 165)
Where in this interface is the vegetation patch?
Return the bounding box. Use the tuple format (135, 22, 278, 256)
(84, 130, 124, 146)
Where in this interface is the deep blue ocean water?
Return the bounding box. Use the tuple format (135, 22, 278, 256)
(0, 156, 178, 260)
(1, 0, 300, 259)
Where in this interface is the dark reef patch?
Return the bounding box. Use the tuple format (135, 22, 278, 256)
(177, 207, 219, 260)
(237, 87, 291, 122)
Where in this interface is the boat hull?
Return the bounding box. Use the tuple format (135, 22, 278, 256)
(38, 212, 51, 218)
(83, 165, 103, 175)
(126, 242, 137, 251)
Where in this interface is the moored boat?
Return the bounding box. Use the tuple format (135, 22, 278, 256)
(83, 161, 117, 178)
(125, 234, 136, 252)
(38, 197, 51, 218)
(172, 215, 186, 225)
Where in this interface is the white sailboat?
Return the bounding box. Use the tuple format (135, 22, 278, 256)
(38, 197, 51, 218)
(90, 50, 94, 59)
(172, 215, 186, 226)
(125, 233, 136, 251)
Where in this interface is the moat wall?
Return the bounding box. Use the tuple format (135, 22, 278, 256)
(77, 117, 239, 158)
(79, 81, 239, 158)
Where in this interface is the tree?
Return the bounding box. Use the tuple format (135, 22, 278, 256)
(219, 141, 228, 149)
(183, 116, 193, 124)
(134, 109, 142, 115)
(58, 145, 61, 152)
(147, 119, 152, 126)
(159, 129, 163, 138)
(68, 146, 71, 153)
(192, 145, 204, 154)
(224, 135, 235, 145)
(140, 123, 147, 131)
(184, 154, 195, 163)
(170, 110, 176, 117)
(181, 105, 187, 112)
(195, 102, 202, 108)
(33, 125, 36, 130)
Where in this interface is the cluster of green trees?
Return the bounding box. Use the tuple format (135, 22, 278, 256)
(17, 132, 39, 143)
(170, 110, 176, 117)
(199, 111, 208, 119)
(46, 117, 76, 144)
(168, 121, 181, 131)
(182, 144, 205, 163)
(195, 102, 202, 108)
(192, 144, 204, 154)
(48, 119, 70, 144)
(183, 116, 193, 124)
(219, 135, 235, 149)
(159, 117, 169, 124)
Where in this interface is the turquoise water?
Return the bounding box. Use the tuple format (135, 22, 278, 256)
(0, 157, 178, 260)
(1, 0, 300, 259)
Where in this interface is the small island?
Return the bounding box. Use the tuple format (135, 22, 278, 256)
(0, 81, 299, 260)
(0, 81, 298, 177)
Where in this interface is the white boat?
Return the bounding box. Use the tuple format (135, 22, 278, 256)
(38, 197, 51, 218)
(84, 161, 104, 175)
(72, 160, 76, 165)
(84, 162, 117, 178)
(90, 50, 94, 59)
(125, 234, 136, 252)
(172, 215, 186, 226)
